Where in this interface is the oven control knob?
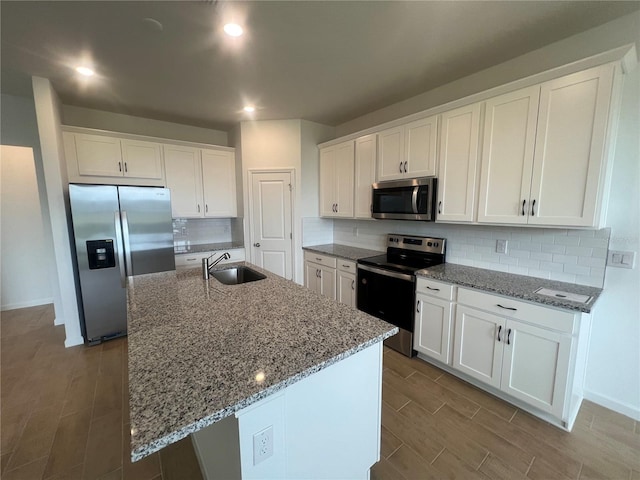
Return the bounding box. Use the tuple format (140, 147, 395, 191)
(434, 242, 439, 247)
(427, 242, 432, 246)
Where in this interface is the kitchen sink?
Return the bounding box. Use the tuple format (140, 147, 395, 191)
(210, 266, 266, 285)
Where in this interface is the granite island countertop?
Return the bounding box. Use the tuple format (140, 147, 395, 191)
(417, 263, 602, 313)
(303, 244, 383, 261)
(126, 264, 396, 461)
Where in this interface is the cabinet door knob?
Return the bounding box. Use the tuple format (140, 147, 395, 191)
(254, 242, 261, 247)
(497, 325, 502, 342)
(522, 199, 526, 216)
(531, 199, 536, 216)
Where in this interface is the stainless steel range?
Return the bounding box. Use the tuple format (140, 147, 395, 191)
(357, 234, 446, 357)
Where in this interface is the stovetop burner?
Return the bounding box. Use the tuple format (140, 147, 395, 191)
(357, 234, 446, 275)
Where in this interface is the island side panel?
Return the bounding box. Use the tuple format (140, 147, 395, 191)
(233, 341, 383, 479)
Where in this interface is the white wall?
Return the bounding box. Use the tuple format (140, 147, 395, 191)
(331, 11, 640, 419)
(240, 120, 303, 283)
(61, 105, 229, 146)
(0, 146, 52, 309)
(584, 62, 640, 420)
(32, 77, 84, 347)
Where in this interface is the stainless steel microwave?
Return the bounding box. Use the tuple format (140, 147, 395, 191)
(371, 177, 437, 221)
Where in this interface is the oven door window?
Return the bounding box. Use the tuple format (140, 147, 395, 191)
(356, 268, 414, 332)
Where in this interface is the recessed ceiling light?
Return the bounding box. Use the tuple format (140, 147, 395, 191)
(75, 66, 95, 77)
(243, 105, 255, 113)
(224, 23, 244, 37)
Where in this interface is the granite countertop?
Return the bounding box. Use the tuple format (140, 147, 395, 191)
(126, 263, 396, 461)
(303, 244, 382, 261)
(417, 263, 602, 313)
(174, 242, 244, 254)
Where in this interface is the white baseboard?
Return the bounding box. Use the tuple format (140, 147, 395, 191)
(583, 389, 640, 421)
(1, 298, 54, 311)
(64, 334, 84, 348)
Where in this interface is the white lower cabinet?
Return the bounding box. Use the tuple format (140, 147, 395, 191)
(415, 280, 588, 429)
(336, 260, 357, 307)
(413, 277, 455, 364)
(304, 252, 337, 300)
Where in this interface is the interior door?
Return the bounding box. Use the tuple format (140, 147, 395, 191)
(250, 171, 293, 279)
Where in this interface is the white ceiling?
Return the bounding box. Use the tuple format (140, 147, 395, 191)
(2, 1, 639, 131)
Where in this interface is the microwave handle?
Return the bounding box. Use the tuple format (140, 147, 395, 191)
(412, 186, 419, 214)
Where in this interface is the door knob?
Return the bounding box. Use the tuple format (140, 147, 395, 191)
(254, 242, 261, 247)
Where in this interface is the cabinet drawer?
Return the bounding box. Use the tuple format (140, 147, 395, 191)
(304, 251, 337, 268)
(457, 287, 576, 334)
(337, 259, 356, 273)
(416, 277, 455, 301)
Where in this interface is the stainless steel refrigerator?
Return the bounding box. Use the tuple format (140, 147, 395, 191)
(69, 184, 175, 344)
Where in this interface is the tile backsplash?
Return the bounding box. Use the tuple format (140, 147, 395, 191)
(173, 217, 244, 247)
(328, 219, 610, 288)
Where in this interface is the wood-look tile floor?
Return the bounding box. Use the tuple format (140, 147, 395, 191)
(2, 305, 638, 479)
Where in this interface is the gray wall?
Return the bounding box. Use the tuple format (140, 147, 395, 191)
(61, 105, 229, 146)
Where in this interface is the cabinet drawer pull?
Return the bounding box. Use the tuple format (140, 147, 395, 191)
(425, 286, 440, 291)
(197, 204, 201, 213)
(496, 304, 517, 311)
(186, 258, 197, 262)
(438, 201, 442, 214)
(399, 162, 403, 173)
(351, 279, 355, 290)
(507, 328, 512, 345)
(522, 199, 526, 216)
(205, 204, 208, 213)
(531, 199, 536, 216)
(118, 161, 122, 172)
(342, 264, 351, 269)
(497, 325, 502, 342)
(316, 257, 322, 261)
(416, 300, 420, 313)
(404, 161, 407, 173)
(335, 203, 338, 212)
(124, 162, 128, 173)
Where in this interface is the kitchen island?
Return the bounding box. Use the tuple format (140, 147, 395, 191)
(126, 263, 396, 478)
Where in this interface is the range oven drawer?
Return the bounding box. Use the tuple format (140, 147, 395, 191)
(356, 264, 415, 333)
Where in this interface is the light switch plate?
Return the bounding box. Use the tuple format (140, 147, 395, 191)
(607, 250, 636, 269)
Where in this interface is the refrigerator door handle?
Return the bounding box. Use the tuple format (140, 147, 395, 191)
(114, 212, 126, 288)
(121, 211, 133, 276)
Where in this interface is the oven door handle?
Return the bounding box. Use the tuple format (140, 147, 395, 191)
(412, 186, 419, 214)
(357, 264, 415, 282)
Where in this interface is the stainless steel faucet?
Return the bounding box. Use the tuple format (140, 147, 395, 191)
(202, 252, 231, 279)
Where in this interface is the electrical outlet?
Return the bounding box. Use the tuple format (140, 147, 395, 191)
(608, 250, 636, 269)
(253, 426, 273, 465)
(496, 239, 508, 254)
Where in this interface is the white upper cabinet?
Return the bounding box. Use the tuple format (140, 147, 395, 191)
(405, 116, 438, 178)
(377, 126, 405, 181)
(377, 115, 438, 182)
(74, 133, 123, 177)
(164, 145, 203, 218)
(201, 149, 237, 217)
(354, 135, 377, 219)
(120, 139, 163, 179)
(477, 64, 616, 227)
(319, 141, 354, 218)
(437, 103, 482, 222)
(66, 132, 164, 183)
(477, 86, 540, 224)
(165, 145, 237, 219)
(528, 64, 615, 227)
